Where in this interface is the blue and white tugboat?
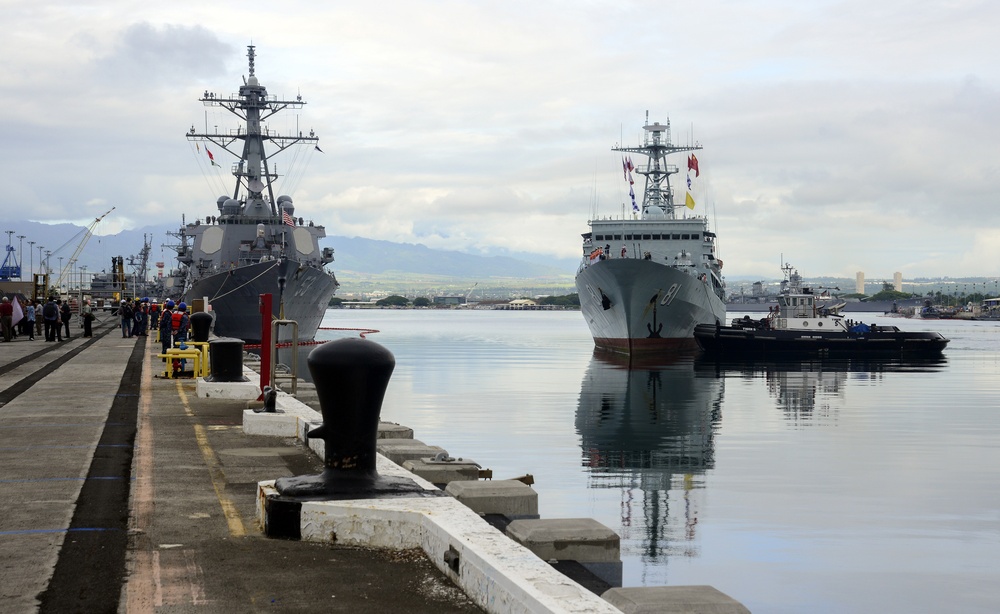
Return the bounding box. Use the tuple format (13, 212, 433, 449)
(694, 263, 950, 358)
(575, 113, 726, 355)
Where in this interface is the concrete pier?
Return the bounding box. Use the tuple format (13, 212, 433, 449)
(0, 320, 480, 612)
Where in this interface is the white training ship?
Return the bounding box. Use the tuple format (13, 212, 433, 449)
(575, 113, 725, 355)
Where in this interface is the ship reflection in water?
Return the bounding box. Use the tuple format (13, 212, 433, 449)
(697, 355, 948, 424)
(575, 351, 723, 571)
(576, 350, 949, 584)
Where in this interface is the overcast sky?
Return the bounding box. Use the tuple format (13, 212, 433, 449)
(3, 1, 998, 279)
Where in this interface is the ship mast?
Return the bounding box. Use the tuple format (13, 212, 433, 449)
(612, 111, 701, 218)
(185, 45, 319, 220)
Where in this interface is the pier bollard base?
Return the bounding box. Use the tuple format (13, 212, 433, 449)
(263, 475, 445, 539)
(274, 472, 440, 500)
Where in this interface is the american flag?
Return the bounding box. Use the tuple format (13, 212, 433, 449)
(282, 211, 295, 227)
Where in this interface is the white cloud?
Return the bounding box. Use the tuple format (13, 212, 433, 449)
(2, 1, 999, 278)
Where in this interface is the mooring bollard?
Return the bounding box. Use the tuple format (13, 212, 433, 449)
(206, 337, 248, 382)
(190, 311, 213, 342)
(275, 337, 431, 498)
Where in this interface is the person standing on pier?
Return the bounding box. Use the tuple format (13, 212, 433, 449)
(133, 299, 148, 337)
(34, 301, 43, 338)
(82, 300, 93, 338)
(24, 301, 35, 340)
(119, 300, 133, 338)
(172, 302, 190, 346)
(60, 300, 72, 340)
(159, 300, 175, 357)
(42, 297, 61, 342)
(0, 297, 13, 342)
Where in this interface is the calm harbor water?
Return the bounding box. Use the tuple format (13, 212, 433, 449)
(312, 309, 1000, 614)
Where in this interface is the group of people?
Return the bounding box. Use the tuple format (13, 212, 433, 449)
(116, 297, 191, 354)
(0, 295, 193, 346)
(0, 296, 82, 342)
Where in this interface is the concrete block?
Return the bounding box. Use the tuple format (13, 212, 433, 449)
(506, 518, 620, 562)
(197, 366, 260, 399)
(446, 479, 538, 518)
(508, 518, 622, 588)
(602, 586, 751, 614)
(243, 409, 295, 437)
(376, 442, 446, 465)
(402, 457, 481, 485)
(374, 437, 425, 447)
(378, 421, 414, 439)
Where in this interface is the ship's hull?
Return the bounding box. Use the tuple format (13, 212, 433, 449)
(693, 323, 950, 358)
(185, 259, 337, 343)
(575, 259, 726, 355)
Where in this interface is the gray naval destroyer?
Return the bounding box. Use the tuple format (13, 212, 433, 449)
(167, 46, 338, 342)
(575, 114, 725, 355)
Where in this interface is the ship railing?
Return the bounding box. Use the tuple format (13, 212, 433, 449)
(632, 163, 679, 175)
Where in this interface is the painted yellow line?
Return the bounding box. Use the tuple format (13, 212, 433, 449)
(175, 381, 247, 537)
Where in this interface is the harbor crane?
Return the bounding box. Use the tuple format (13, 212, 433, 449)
(51, 207, 115, 292)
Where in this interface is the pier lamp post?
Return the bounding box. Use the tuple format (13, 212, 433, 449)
(17, 235, 24, 280)
(27, 241, 34, 278)
(44, 251, 51, 276)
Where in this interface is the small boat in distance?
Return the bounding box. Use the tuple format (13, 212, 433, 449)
(575, 112, 726, 355)
(167, 45, 338, 342)
(694, 262, 950, 358)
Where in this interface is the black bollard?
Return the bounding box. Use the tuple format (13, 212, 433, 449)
(206, 337, 248, 382)
(275, 337, 430, 499)
(190, 311, 213, 342)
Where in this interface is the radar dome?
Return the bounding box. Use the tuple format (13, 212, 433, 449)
(277, 195, 293, 205)
(223, 199, 241, 215)
(216, 196, 229, 211)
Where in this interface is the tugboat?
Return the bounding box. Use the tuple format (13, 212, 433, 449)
(694, 263, 950, 358)
(168, 45, 338, 342)
(575, 112, 726, 355)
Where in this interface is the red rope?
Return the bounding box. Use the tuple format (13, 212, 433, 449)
(243, 326, 380, 350)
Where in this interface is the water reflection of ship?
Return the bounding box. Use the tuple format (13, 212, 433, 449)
(575, 351, 724, 568)
(696, 356, 947, 423)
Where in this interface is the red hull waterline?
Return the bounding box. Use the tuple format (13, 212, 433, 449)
(594, 336, 701, 355)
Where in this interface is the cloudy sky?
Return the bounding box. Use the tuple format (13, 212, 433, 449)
(3, 1, 998, 279)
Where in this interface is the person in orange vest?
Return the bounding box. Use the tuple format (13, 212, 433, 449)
(172, 302, 190, 344)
